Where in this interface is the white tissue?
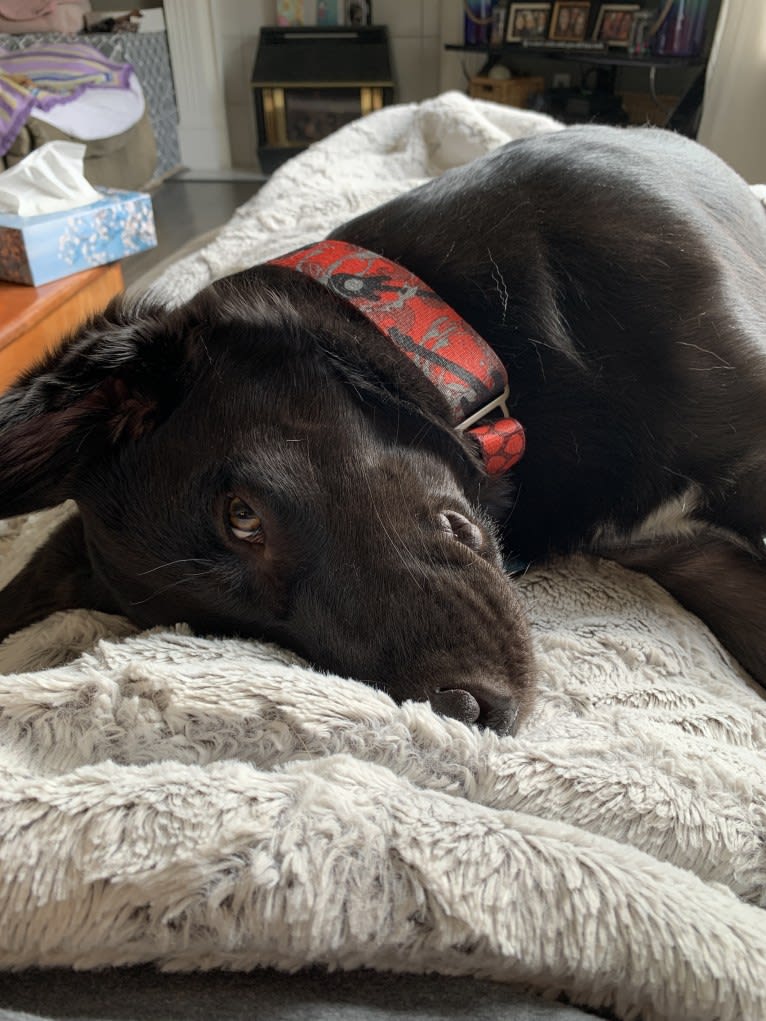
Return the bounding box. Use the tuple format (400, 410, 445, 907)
(0, 140, 101, 217)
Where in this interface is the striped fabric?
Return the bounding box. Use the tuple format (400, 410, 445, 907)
(0, 42, 133, 157)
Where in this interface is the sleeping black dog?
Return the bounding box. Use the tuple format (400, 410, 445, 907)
(1, 125, 765, 735)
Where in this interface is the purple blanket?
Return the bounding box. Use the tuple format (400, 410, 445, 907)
(0, 41, 133, 157)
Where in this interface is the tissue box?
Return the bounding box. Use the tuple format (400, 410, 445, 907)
(0, 189, 156, 286)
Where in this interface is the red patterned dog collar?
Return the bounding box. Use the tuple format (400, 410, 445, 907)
(268, 240, 525, 476)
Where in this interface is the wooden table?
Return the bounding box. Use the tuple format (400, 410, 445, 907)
(0, 262, 124, 392)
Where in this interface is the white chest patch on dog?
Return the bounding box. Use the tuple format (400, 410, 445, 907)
(592, 485, 703, 550)
(592, 484, 751, 554)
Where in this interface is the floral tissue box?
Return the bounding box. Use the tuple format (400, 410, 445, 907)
(0, 188, 157, 286)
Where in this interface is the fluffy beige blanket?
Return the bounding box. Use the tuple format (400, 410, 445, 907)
(1, 93, 765, 1021)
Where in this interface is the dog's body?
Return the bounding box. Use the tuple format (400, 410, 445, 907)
(1, 125, 765, 733)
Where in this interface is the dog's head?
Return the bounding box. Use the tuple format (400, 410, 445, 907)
(0, 267, 535, 733)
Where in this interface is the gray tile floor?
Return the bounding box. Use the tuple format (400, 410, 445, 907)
(0, 964, 597, 1020)
(123, 178, 264, 287)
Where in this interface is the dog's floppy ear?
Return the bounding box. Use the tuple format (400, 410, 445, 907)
(0, 294, 192, 638)
(0, 297, 198, 518)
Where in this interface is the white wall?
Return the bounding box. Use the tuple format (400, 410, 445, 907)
(697, 0, 766, 183)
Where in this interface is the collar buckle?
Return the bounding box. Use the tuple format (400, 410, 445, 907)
(454, 384, 510, 433)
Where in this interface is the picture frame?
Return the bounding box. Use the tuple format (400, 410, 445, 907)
(345, 0, 372, 26)
(316, 0, 343, 24)
(592, 3, 640, 47)
(490, 2, 509, 48)
(548, 2, 590, 42)
(277, 0, 304, 26)
(506, 3, 552, 43)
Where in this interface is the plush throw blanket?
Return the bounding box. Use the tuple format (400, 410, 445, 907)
(1, 93, 765, 1021)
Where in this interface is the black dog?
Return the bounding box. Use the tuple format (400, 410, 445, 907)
(1, 125, 765, 735)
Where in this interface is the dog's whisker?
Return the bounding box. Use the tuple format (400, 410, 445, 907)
(487, 248, 510, 325)
(129, 568, 217, 606)
(677, 341, 735, 368)
(137, 558, 214, 576)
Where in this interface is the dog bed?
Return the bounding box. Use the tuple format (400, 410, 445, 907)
(0, 92, 765, 1021)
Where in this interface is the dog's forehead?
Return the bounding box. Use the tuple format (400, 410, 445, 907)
(181, 350, 373, 459)
(91, 345, 456, 515)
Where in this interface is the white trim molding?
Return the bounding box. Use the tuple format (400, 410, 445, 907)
(163, 0, 232, 171)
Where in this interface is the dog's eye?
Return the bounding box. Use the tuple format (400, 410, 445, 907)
(227, 496, 265, 543)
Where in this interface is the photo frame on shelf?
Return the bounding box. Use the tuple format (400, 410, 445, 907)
(490, 1, 509, 47)
(345, 0, 372, 25)
(548, 1, 590, 42)
(506, 3, 552, 43)
(593, 3, 640, 47)
(316, 0, 343, 24)
(277, 0, 360, 26)
(277, 0, 304, 25)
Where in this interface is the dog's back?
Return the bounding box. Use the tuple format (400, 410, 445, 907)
(334, 126, 766, 558)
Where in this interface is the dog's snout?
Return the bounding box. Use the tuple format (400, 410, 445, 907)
(438, 510, 484, 552)
(430, 684, 520, 736)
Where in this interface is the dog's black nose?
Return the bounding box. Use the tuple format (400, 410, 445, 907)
(430, 686, 519, 735)
(438, 511, 484, 552)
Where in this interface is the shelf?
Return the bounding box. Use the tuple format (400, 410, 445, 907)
(445, 38, 708, 134)
(510, 46, 703, 68)
(445, 42, 704, 69)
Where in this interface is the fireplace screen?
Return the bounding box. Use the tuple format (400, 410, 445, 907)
(252, 26, 394, 172)
(262, 86, 384, 146)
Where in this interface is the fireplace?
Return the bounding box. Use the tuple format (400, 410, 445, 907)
(252, 26, 395, 174)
